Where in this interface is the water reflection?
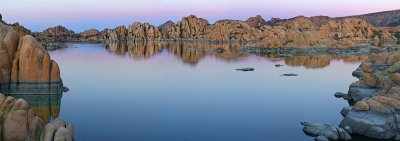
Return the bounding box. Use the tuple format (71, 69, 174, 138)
(105, 42, 368, 68)
(9, 94, 62, 123)
(2, 82, 64, 123)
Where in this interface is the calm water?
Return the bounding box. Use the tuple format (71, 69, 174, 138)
(46, 42, 363, 141)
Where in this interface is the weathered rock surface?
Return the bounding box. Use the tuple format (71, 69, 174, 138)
(341, 9, 400, 27)
(79, 29, 101, 41)
(0, 22, 61, 86)
(304, 51, 400, 140)
(0, 93, 73, 141)
(301, 122, 351, 141)
(0, 19, 71, 141)
(31, 25, 77, 50)
(245, 15, 268, 30)
(101, 15, 398, 48)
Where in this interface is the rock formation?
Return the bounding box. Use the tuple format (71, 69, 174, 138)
(0, 93, 73, 141)
(303, 51, 400, 140)
(79, 29, 101, 41)
(341, 9, 400, 27)
(158, 21, 179, 40)
(0, 21, 72, 141)
(32, 25, 77, 50)
(101, 15, 398, 48)
(127, 22, 162, 41)
(245, 15, 268, 30)
(0, 22, 61, 86)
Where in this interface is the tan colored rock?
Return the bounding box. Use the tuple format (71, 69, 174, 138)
(0, 93, 74, 141)
(387, 52, 400, 65)
(54, 127, 73, 141)
(158, 21, 179, 40)
(43, 25, 75, 37)
(391, 73, 400, 84)
(245, 15, 267, 29)
(79, 29, 99, 37)
(361, 72, 378, 87)
(127, 22, 162, 41)
(105, 25, 127, 41)
(353, 101, 369, 111)
(11, 22, 31, 37)
(13, 35, 61, 82)
(177, 15, 209, 39)
(387, 62, 400, 73)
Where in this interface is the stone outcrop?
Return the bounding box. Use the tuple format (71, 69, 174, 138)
(127, 22, 162, 41)
(79, 29, 100, 41)
(43, 25, 75, 37)
(158, 21, 179, 40)
(0, 93, 73, 141)
(341, 9, 400, 27)
(0, 19, 72, 141)
(301, 122, 351, 141)
(0, 22, 61, 86)
(303, 51, 400, 140)
(32, 25, 77, 50)
(177, 15, 209, 39)
(101, 15, 399, 48)
(245, 15, 268, 30)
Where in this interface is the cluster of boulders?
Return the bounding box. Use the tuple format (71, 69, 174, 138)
(0, 93, 73, 141)
(302, 51, 400, 140)
(6, 14, 399, 51)
(102, 15, 400, 48)
(0, 20, 73, 141)
(0, 22, 61, 86)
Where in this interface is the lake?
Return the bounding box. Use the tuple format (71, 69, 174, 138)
(45, 42, 363, 141)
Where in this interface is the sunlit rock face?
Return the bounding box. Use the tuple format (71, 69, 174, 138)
(79, 29, 101, 41)
(0, 93, 72, 141)
(177, 15, 210, 39)
(0, 23, 62, 94)
(0, 20, 72, 141)
(324, 51, 400, 140)
(158, 21, 180, 40)
(102, 15, 399, 48)
(127, 23, 162, 41)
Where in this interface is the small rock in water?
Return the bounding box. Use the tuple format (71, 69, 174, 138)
(213, 48, 225, 53)
(279, 54, 293, 58)
(275, 64, 284, 67)
(63, 87, 70, 92)
(301, 122, 352, 141)
(235, 68, 255, 71)
(281, 73, 298, 76)
(334, 92, 346, 98)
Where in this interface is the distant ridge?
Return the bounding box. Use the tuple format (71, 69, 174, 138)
(339, 9, 400, 27)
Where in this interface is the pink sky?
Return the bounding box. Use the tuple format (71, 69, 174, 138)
(1, 0, 399, 32)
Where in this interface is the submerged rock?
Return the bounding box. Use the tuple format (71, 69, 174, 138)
(301, 122, 351, 141)
(280, 73, 298, 76)
(235, 68, 255, 71)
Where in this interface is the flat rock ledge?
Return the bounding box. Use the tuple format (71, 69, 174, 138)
(302, 51, 400, 140)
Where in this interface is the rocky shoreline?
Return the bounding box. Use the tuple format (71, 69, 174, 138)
(4, 10, 399, 51)
(0, 17, 74, 140)
(302, 51, 400, 140)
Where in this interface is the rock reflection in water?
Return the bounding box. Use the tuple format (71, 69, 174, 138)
(9, 94, 62, 123)
(3, 82, 64, 123)
(105, 42, 368, 68)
